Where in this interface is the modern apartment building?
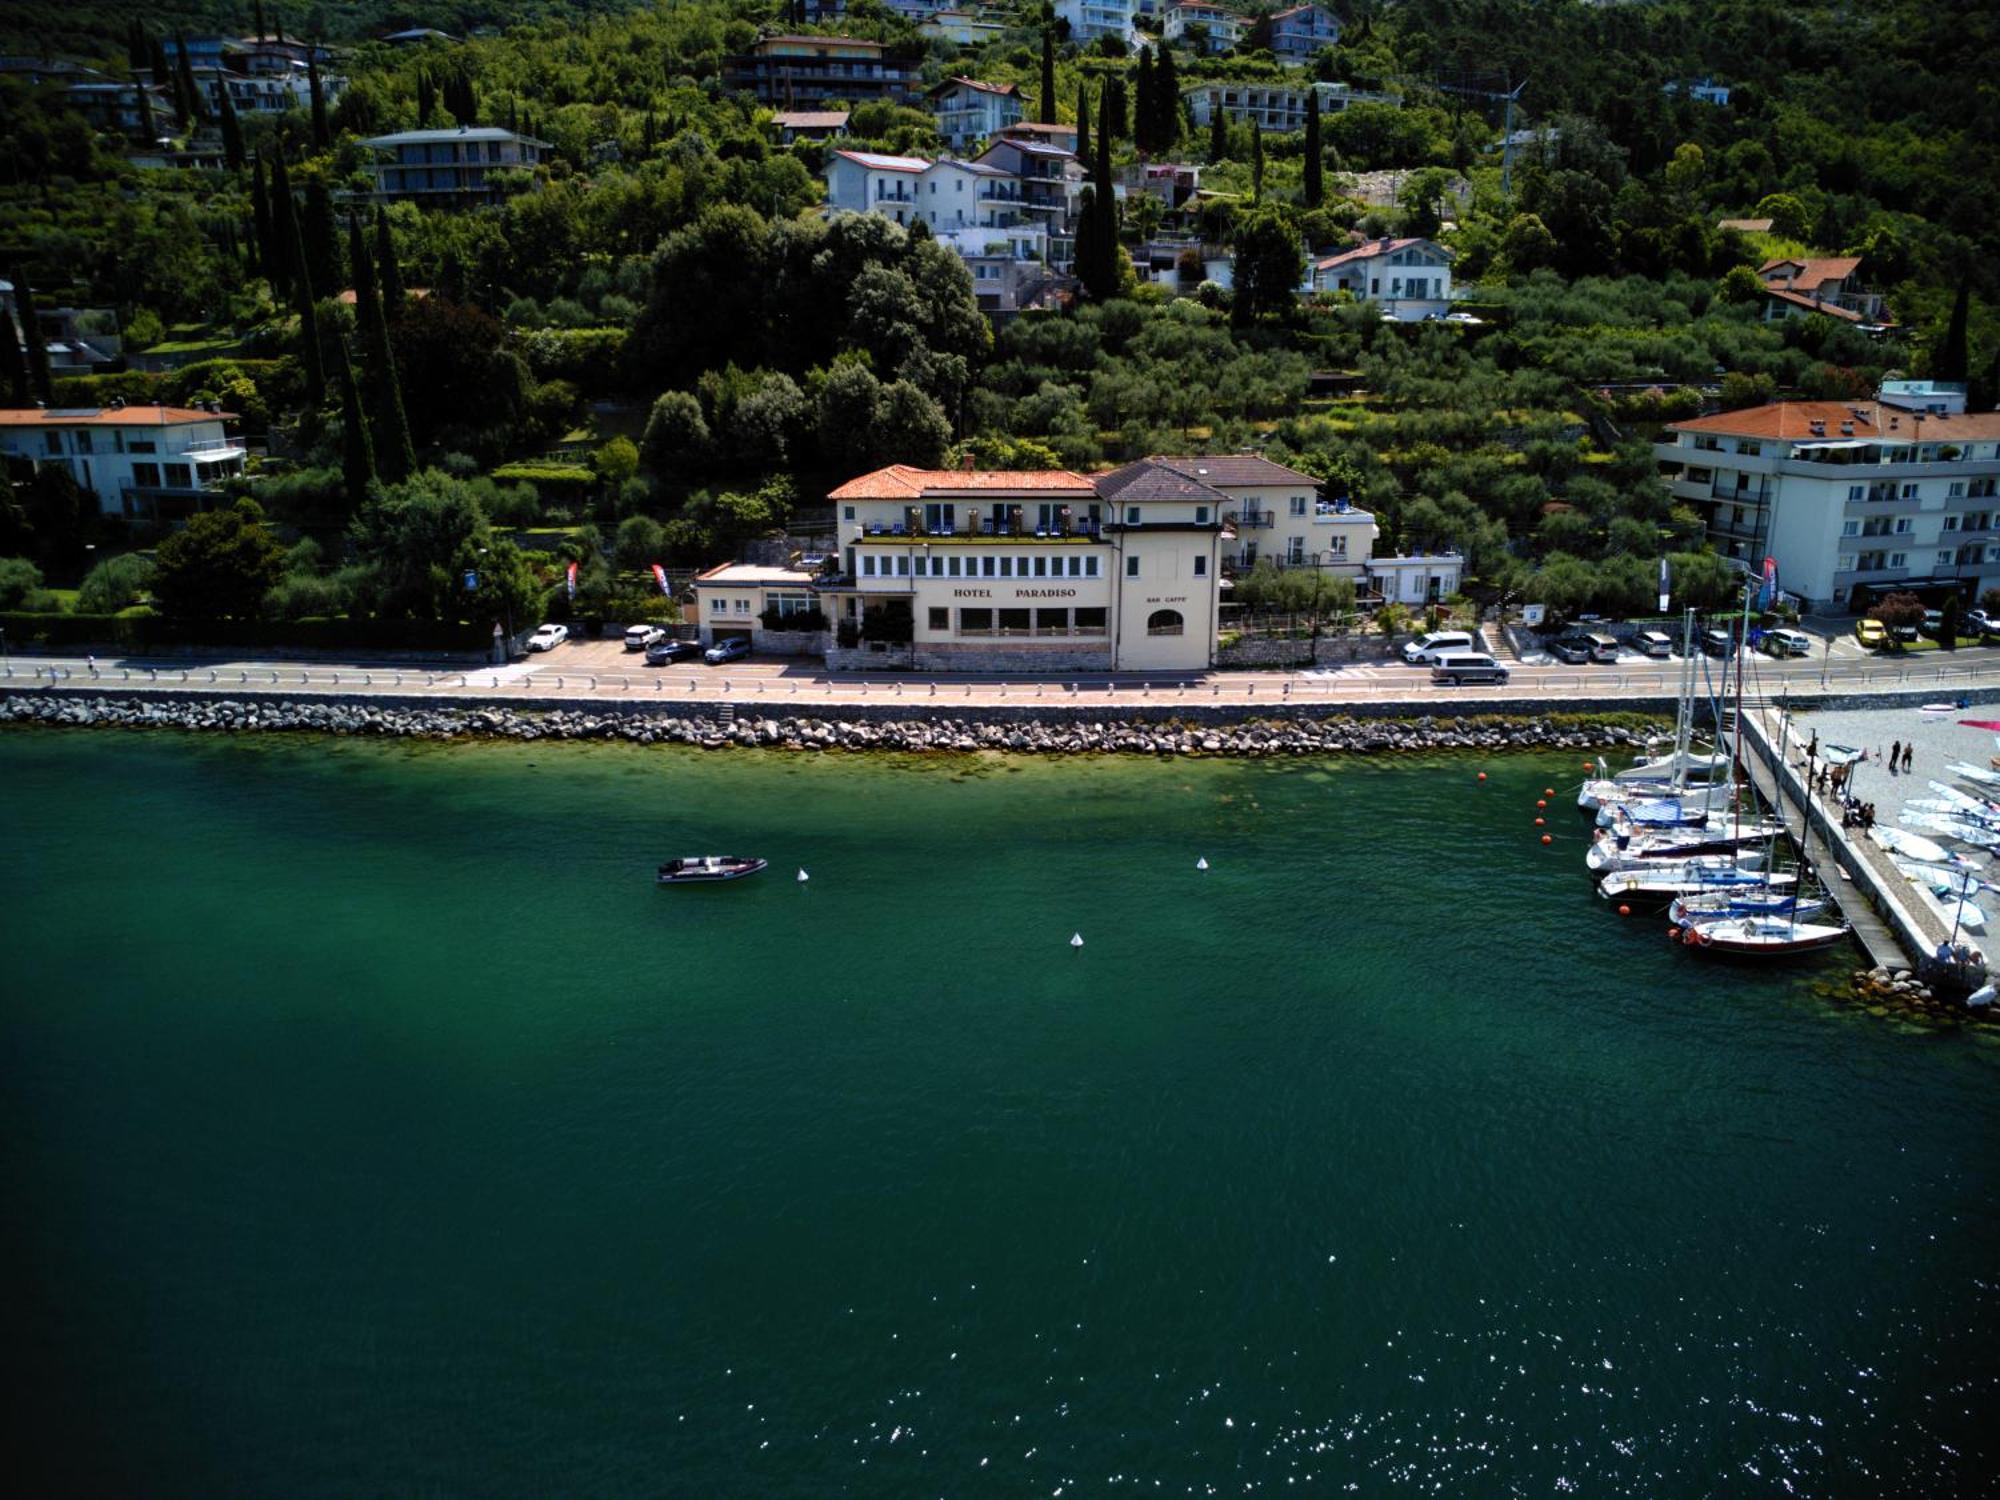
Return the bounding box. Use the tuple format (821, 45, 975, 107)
(1182, 79, 1401, 132)
(1161, 2, 1246, 52)
(724, 34, 918, 108)
(1266, 4, 1342, 61)
(1655, 391, 2000, 611)
(0, 404, 245, 520)
(926, 76, 1025, 149)
(1055, 0, 1139, 45)
(359, 127, 550, 203)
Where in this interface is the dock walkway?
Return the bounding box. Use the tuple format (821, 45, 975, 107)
(1738, 704, 1926, 971)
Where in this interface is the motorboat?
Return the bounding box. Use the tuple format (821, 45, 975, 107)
(1671, 912, 1852, 957)
(656, 855, 769, 884)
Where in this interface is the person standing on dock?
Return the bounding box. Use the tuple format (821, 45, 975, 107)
(1890, 739, 1901, 775)
(1903, 743, 1914, 773)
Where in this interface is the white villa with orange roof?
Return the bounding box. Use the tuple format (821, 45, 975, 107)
(1655, 386, 2000, 610)
(0, 403, 244, 520)
(1310, 236, 1458, 320)
(926, 77, 1024, 149)
(1757, 256, 1891, 326)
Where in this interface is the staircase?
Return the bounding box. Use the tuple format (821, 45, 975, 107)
(1483, 614, 1522, 662)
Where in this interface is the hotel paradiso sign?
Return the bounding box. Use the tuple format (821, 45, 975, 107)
(951, 585, 1082, 600)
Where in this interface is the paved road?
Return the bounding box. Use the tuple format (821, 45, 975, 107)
(11, 640, 2000, 709)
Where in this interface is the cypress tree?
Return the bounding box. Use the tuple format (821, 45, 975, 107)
(175, 34, 205, 124)
(250, 157, 272, 274)
(350, 215, 414, 481)
(1102, 74, 1126, 146)
(1039, 28, 1056, 125)
(127, 19, 147, 70)
(337, 339, 376, 503)
(308, 49, 329, 148)
(1303, 91, 1323, 208)
(255, 0, 267, 40)
(16, 274, 54, 405)
(1134, 47, 1155, 155)
(149, 36, 170, 92)
(277, 166, 325, 406)
(1252, 120, 1265, 200)
(266, 150, 295, 300)
(1154, 43, 1180, 152)
(302, 178, 341, 309)
(2, 289, 29, 406)
(274, 8, 285, 42)
(219, 82, 245, 168)
(1210, 106, 1228, 163)
(374, 207, 405, 306)
(416, 68, 435, 126)
(1073, 185, 1099, 297)
(1938, 278, 1971, 382)
(138, 82, 159, 144)
(1075, 83, 1091, 168)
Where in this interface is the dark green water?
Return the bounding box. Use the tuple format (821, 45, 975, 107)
(3, 730, 1996, 1497)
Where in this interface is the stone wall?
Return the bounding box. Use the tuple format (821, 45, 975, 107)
(825, 644, 913, 671)
(755, 629, 829, 658)
(910, 643, 1115, 673)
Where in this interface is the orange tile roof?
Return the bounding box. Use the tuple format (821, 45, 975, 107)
(1759, 256, 1862, 291)
(1762, 285, 1868, 322)
(1669, 402, 2000, 441)
(829, 464, 1096, 500)
(0, 405, 233, 426)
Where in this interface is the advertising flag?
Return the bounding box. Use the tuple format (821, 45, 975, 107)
(1657, 556, 1671, 611)
(1758, 556, 1779, 611)
(566, 560, 578, 601)
(651, 563, 670, 596)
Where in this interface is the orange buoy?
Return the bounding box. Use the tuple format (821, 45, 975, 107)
(1534, 817, 1545, 826)
(1544, 787, 1554, 796)
(1618, 905, 1631, 917)
(1540, 834, 1552, 845)
(1536, 799, 1547, 809)
(1583, 761, 1595, 772)
(1477, 772, 1487, 781)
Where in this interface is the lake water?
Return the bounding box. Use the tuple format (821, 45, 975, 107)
(3, 729, 1995, 1496)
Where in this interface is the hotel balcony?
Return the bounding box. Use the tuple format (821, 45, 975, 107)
(858, 519, 1102, 541)
(1228, 509, 1275, 529)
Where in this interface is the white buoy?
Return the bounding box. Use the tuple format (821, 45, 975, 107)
(1196, 857, 1209, 871)
(797, 868, 810, 883)
(1070, 932, 1084, 949)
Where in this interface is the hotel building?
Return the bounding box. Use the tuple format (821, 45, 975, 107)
(1655, 385, 2000, 611)
(0, 403, 245, 520)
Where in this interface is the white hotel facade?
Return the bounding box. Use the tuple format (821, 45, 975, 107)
(0, 404, 245, 520)
(1656, 385, 2000, 611)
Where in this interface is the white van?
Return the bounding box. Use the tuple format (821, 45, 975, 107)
(1401, 630, 1475, 665)
(1430, 652, 1510, 686)
(624, 623, 666, 652)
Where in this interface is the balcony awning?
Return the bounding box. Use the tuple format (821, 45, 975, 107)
(1794, 439, 1871, 451)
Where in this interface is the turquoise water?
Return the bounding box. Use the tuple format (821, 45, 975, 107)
(2, 729, 1995, 1496)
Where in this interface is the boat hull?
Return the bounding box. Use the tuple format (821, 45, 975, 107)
(656, 857, 769, 884)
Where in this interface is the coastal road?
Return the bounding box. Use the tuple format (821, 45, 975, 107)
(12, 642, 2000, 709)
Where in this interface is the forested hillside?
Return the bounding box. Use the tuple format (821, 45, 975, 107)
(3, 0, 1996, 632)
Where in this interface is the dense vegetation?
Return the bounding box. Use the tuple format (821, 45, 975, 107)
(3, 0, 1996, 635)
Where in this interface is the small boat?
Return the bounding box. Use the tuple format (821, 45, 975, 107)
(1579, 778, 1735, 815)
(1900, 812, 2000, 847)
(1949, 760, 2000, 787)
(1919, 703, 1959, 720)
(1585, 821, 1782, 874)
(1871, 826, 1955, 864)
(1672, 913, 1852, 957)
(1891, 857, 1991, 896)
(656, 855, 769, 884)
(1591, 788, 1737, 828)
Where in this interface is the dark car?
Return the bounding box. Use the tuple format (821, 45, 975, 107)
(644, 638, 700, 666)
(1701, 627, 1736, 657)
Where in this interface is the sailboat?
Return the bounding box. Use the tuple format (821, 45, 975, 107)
(1578, 612, 1736, 815)
(1672, 584, 1851, 960)
(1585, 816, 1787, 874)
(1600, 859, 1795, 907)
(1668, 889, 1824, 925)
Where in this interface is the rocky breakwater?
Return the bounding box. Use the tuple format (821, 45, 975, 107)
(1, 693, 1655, 756)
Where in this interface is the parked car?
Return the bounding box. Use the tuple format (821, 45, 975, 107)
(526, 623, 568, 652)
(1430, 652, 1510, 686)
(644, 638, 700, 666)
(624, 624, 667, 652)
(1761, 627, 1813, 658)
(1854, 618, 1889, 650)
(1632, 629, 1675, 658)
(1701, 627, 1736, 658)
(1550, 630, 1618, 664)
(704, 636, 752, 665)
(1401, 630, 1475, 665)
(1968, 608, 1998, 636)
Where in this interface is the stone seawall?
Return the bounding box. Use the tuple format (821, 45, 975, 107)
(1, 691, 1662, 756)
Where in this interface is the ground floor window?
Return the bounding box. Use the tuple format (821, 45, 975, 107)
(959, 607, 993, 634)
(998, 607, 1030, 634)
(1147, 608, 1184, 636)
(1075, 607, 1107, 634)
(928, 606, 949, 630)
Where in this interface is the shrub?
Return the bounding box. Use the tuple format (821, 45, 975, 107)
(75, 553, 156, 613)
(0, 556, 43, 608)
